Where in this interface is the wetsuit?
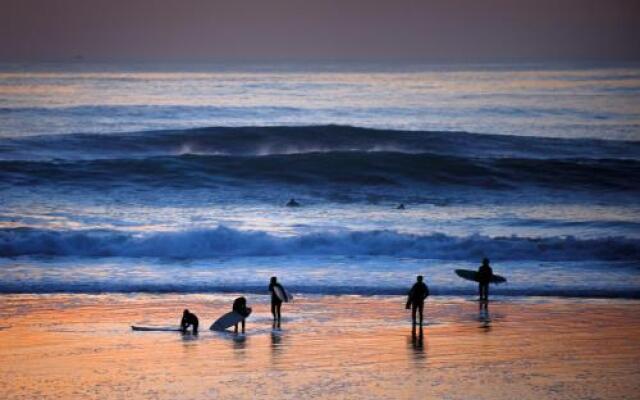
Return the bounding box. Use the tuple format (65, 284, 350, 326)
(478, 264, 493, 301)
(406, 281, 429, 326)
(232, 297, 250, 333)
(268, 282, 288, 322)
(180, 311, 199, 334)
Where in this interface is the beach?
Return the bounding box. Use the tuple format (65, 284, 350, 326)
(1, 293, 639, 399)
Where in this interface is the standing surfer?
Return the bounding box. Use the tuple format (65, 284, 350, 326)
(269, 276, 288, 327)
(406, 275, 430, 327)
(478, 258, 493, 301)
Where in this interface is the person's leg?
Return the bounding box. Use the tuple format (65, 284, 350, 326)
(193, 321, 198, 334)
(277, 303, 282, 322)
(479, 282, 483, 300)
(241, 319, 245, 334)
(271, 301, 277, 321)
(480, 283, 487, 301)
(411, 303, 417, 326)
(418, 302, 424, 326)
(234, 322, 238, 334)
(485, 283, 489, 301)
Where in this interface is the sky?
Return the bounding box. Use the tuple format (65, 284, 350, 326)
(1, 0, 639, 62)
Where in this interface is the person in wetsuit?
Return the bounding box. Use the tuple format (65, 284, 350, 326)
(406, 275, 429, 327)
(286, 198, 300, 207)
(180, 309, 199, 334)
(268, 276, 288, 327)
(232, 296, 251, 334)
(478, 257, 493, 301)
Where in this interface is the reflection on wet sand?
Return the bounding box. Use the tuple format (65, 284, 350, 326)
(478, 301, 492, 331)
(409, 325, 427, 364)
(1, 294, 640, 399)
(270, 329, 284, 366)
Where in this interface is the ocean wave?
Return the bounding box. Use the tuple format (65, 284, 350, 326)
(1, 151, 638, 193)
(1, 125, 638, 161)
(1, 226, 638, 261)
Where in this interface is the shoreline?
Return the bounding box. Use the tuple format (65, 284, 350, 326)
(1, 293, 639, 399)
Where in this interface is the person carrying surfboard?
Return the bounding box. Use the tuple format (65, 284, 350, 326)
(180, 309, 199, 334)
(406, 275, 429, 327)
(268, 276, 288, 327)
(478, 258, 493, 301)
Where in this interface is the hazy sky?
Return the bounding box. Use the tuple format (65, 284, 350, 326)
(1, 0, 639, 62)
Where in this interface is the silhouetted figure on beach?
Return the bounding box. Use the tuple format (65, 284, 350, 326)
(406, 275, 430, 327)
(232, 296, 251, 334)
(269, 276, 288, 327)
(397, 203, 406, 210)
(180, 309, 199, 334)
(478, 258, 493, 301)
(286, 198, 300, 207)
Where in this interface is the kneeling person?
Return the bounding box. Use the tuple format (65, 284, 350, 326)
(181, 309, 199, 334)
(232, 297, 251, 334)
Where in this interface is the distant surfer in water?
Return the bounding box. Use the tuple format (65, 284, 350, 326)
(478, 258, 493, 301)
(269, 276, 288, 327)
(232, 297, 251, 334)
(397, 203, 406, 210)
(406, 275, 430, 327)
(180, 309, 199, 334)
(286, 198, 300, 207)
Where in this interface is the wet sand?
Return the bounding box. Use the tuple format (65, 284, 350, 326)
(1, 294, 639, 399)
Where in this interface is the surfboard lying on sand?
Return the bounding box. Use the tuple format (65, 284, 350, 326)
(274, 286, 292, 302)
(210, 308, 252, 331)
(131, 326, 183, 332)
(455, 269, 507, 284)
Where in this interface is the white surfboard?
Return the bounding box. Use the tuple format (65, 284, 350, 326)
(274, 286, 292, 302)
(131, 325, 182, 332)
(210, 308, 252, 331)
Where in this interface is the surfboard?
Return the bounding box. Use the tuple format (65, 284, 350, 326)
(210, 308, 252, 331)
(274, 286, 292, 302)
(455, 269, 507, 284)
(131, 326, 183, 332)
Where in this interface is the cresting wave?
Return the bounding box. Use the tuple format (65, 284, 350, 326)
(1, 226, 639, 261)
(2, 125, 639, 160)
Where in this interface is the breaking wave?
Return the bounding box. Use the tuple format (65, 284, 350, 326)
(1, 226, 638, 261)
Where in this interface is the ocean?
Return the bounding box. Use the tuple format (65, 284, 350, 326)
(1, 62, 639, 298)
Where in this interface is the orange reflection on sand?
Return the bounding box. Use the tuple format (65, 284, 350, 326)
(1, 294, 639, 399)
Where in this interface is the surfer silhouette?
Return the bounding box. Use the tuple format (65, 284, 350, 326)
(232, 297, 251, 334)
(478, 258, 493, 301)
(397, 203, 406, 210)
(286, 198, 300, 207)
(180, 309, 199, 334)
(406, 275, 430, 327)
(269, 276, 288, 327)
